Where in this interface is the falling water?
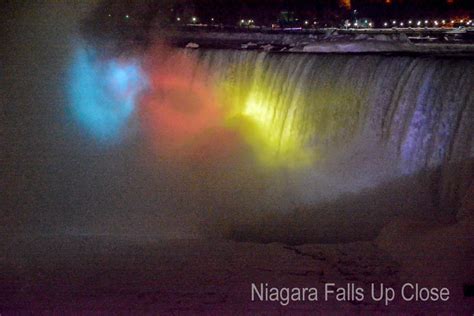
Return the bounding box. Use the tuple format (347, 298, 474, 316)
(175, 50, 474, 242)
(189, 50, 473, 174)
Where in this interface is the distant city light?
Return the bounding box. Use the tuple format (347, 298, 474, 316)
(140, 6, 471, 30)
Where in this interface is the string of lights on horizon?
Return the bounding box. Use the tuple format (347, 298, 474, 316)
(112, 12, 472, 30)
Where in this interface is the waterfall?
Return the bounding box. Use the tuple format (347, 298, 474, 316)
(188, 50, 473, 173)
(177, 50, 473, 220)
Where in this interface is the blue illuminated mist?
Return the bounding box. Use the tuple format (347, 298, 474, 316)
(68, 46, 146, 142)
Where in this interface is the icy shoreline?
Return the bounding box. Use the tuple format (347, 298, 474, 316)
(297, 41, 474, 54)
(1, 214, 472, 313)
(168, 29, 474, 55)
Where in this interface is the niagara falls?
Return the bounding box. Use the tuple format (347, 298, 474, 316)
(1, 0, 473, 313)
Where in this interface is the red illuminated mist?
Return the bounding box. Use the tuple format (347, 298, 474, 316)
(140, 45, 241, 162)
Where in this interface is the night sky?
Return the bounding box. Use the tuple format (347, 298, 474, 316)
(90, 0, 473, 27)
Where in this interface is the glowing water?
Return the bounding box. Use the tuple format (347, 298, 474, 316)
(180, 50, 474, 241)
(68, 47, 146, 142)
(188, 50, 473, 174)
(63, 47, 473, 241)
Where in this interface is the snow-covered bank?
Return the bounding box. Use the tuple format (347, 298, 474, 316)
(297, 41, 474, 54)
(169, 30, 474, 55)
(1, 232, 472, 312)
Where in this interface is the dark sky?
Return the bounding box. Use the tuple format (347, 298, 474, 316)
(90, 0, 473, 27)
(194, 0, 473, 20)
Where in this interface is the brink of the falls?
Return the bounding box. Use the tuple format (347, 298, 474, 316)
(174, 49, 474, 243)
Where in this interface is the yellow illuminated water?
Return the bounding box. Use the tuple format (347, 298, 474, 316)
(212, 54, 360, 169)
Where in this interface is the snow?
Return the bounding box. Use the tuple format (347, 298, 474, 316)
(376, 216, 474, 293)
(261, 44, 275, 51)
(241, 42, 258, 49)
(297, 40, 413, 53)
(1, 215, 473, 313)
(170, 30, 474, 54)
(185, 42, 199, 49)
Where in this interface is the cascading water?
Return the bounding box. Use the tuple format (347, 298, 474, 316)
(189, 50, 473, 173)
(172, 49, 474, 242)
(55, 42, 474, 242)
